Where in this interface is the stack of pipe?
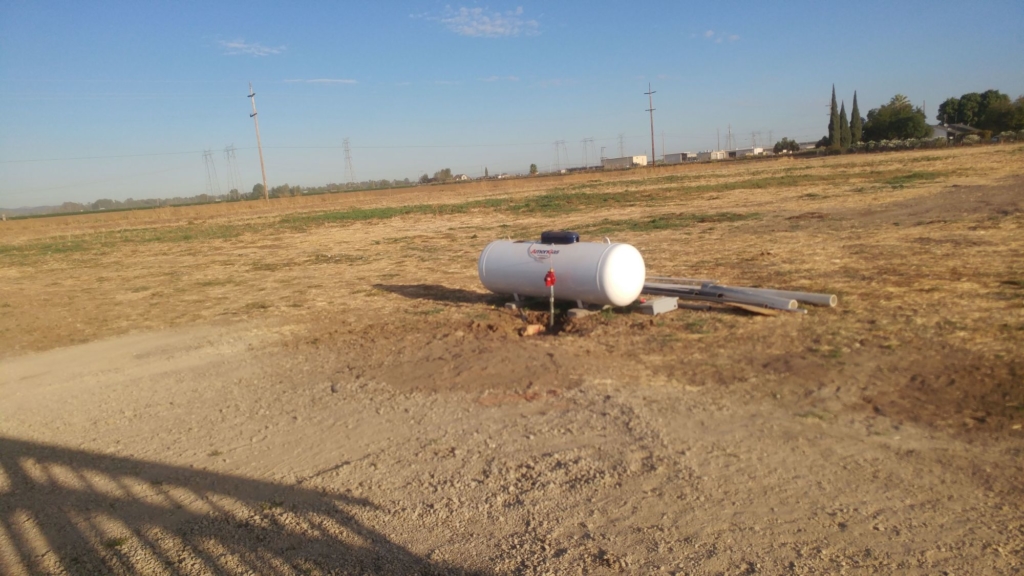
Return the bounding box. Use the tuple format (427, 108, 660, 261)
(642, 276, 838, 313)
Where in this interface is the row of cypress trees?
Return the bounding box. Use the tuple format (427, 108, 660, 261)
(826, 85, 862, 150)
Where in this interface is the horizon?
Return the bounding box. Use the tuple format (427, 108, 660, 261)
(2, 1, 1023, 209)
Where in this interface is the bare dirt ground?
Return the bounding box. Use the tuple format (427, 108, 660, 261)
(1, 145, 1023, 574)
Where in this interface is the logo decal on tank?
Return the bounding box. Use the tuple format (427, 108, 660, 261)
(528, 246, 560, 261)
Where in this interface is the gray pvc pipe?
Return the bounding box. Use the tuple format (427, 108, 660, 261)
(723, 286, 837, 307)
(643, 284, 799, 311)
(646, 277, 837, 308)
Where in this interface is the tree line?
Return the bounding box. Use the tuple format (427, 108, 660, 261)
(805, 85, 1024, 152)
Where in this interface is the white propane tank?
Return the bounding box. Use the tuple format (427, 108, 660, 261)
(478, 240, 645, 307)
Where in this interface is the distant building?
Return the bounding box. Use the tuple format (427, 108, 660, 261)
(663, 152, 698, 165)
(696, 150, 727, 162)
(729, 147, 764, 159)
(932, 124, 978, 142)
(602, 155, 648, 169)
(453, 174, 470, 181)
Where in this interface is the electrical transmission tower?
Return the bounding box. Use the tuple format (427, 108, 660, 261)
(581, 137, 595, 168)
(726, 124, 734, 150)
(202, 149, 221, 196)
(343, 138, 356, 184)
(552, 140, 568, 171)
(223, 145, 242, 194)
(248, 82, 268, 201)
(618, 133, 625, 157)
(645, 84, 656, 164)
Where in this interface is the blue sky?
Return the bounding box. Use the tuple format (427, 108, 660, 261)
(1, 1, 1022, 207)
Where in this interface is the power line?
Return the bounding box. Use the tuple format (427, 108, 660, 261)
(0, 135, 671, 166)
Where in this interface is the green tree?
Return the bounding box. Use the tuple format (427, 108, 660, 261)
(419, 174, 430, 184)
(863, 94, 932, 141)
(484, 167, 489, 178)
(958, 93, 982, 126)
(773, 138, 800, 153)
(250, 183, 265, 200)
(850, 91, 863, 143)
(839, 101, 851, 149)
(937, 97, 960, 124)
(529, 163, 538, 175)
(828, 85, 840, 150)
(980, 89, 1010, 114)
(978, 95, 1024, 133)
(433, 168, 453, 182)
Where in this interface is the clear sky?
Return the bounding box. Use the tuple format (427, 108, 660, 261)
(1, 1, 1022, 207)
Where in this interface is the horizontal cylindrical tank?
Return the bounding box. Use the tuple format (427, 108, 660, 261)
(478, 240, 645, 307)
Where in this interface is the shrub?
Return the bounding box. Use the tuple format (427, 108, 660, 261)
(997, 131, 1017, 142)
(962, 134, 981, 145)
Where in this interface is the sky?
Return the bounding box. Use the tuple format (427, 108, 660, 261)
(1, 1, 1023, 208)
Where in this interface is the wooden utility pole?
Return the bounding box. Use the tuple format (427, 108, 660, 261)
(248, 82, 268, 201)
(645, 83, 656, 165)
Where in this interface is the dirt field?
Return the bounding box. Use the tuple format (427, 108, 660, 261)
(2, 145, 1023, 574)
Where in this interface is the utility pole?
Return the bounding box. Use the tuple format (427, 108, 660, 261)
(248, 82, 268, 201)
(618, 133, 625, 157)
(717, 128, 720, 151)
(661, 131, 665, 161)
(645, 83, 656, 165)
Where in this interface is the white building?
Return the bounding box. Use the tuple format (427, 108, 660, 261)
(663, 152, 698, 164)
(453, 174, 470, 181)
(602, 155, 648, 169)
(730, 147, 764, 159)
(696, 150, 727, 162)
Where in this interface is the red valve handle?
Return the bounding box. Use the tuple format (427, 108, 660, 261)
(544, 269, 556, 287)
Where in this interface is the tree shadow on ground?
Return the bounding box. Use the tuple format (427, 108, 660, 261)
(373, 284, 505, 306)
(0, 437, 490, 576)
